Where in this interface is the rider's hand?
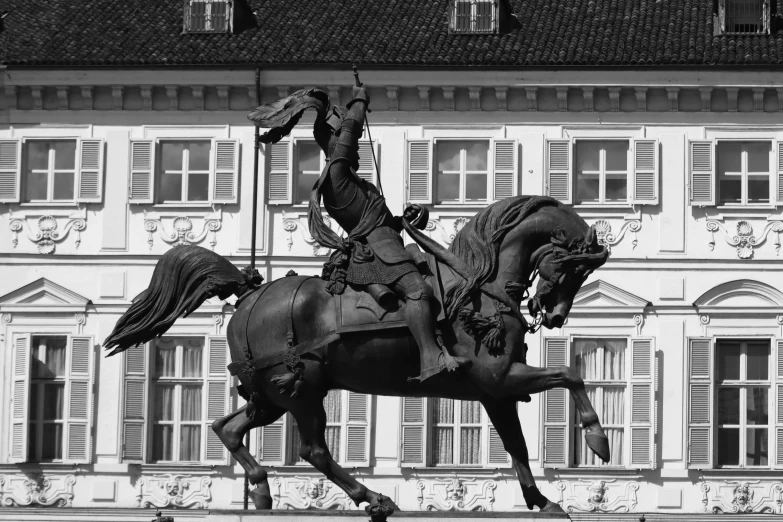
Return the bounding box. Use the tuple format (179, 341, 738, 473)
(349, 85, 370, 107)
(404, 204, 429, 230)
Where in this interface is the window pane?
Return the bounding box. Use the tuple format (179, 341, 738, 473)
(717, 427, 740, 466)
(465, 173, 487, 200)
(298, 142, 321, 172)
(747, 175, 769, 204)
(159, 172, 182, 202)
(432, 398, 454, 423)
(182, 338, 203, 377)
(460, 427, 481, 464)
(746, 342, 769, 380)
(464, 141, 488, 171)
(181, 385, 202, 422)
(573, 338, 626, 380)
(28, 424, 37, 461)
(53, 171, 74, 200)
(436, 142, 462, 172)
(296, 173, 320, 204)
(460, 401, 482, 423)
(603, 340, 626, 380)
(32, 336, 67, 378)
(29, 383, 38, 419)
(574, 427, 624, 466)
(154, 340, 176, 377)
(42, 383, 65, 420)
(188, 173, 209, 201)
(161, 142, 185, 171)
(154, 385, 174, 421)
(188, 142, 210, 171)
(152, 425, 173, 461)
(24, 170, 48, 201)
(325, 426, 340, 457)
(746, 142, 770, 173)
(604, 141, 629, 171)
(26, 141, 49, 170)
(717, 387, 740, 424)
(746, 387, 768, 425)
(718, 175, 742, 204)
(576, 172, 600, 203)
(435, 172, 460, 203)
(41, 424, 63, 460)
(324, 390, 342, 423)
(432, 427, 453, 464)
(602, 387, 625, 424)
(605, 173, 627, 202)
(53, 141, 76, 170)
(746, 428, 768, 466)
(575, 141, 599, 172)
(717, 342, 741, 381)
(180, 425, 201, 461)
(718, 142, 742, 174)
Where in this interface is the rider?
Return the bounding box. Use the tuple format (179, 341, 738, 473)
(307, 84, 471, 383)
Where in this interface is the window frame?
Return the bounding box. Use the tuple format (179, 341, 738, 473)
(156, 139, 212, 205)
(22, 138, 78, 204)
(27, 334, 69, 463)
(716, 139, 774, 207)
(430, 398, 487, 467)
(183, 0, 233, 34)
(449, 0, 499, 34)
(294, 139, 326, 205)
(433, 138, 491, 205)
(573, 138, 631, 206)
(719, 0, 770, 35)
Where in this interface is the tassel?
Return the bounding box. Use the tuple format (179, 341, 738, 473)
(458, 305, 506, 356)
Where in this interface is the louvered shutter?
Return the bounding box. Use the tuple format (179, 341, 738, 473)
(260, 416, 286, 465)
(76, 139, 104, 203)
(9, 334, 31, 463)
(542, 337, 569, 467)
(345, 392, 370, 466)
(689, 140, 715, 206)
(776, 142, 783, 205)
(64, 336, 93, 463)
(493, 139, 518, 200)
(487, 425, 511, 467)
(406, 139, 432, 204)
(774, 340, 783, 468)
(356, 141, 377, 184)
(122, 343, 148, 463)
(267, 141, 292, 204)
(0, 139, 21, 203)
(401, 397, 427, 467)
(129, 140, 155, 204)
(204, 336, 229, 464)
(211, 139, 239, 204)
(687, 338, 713, 469)
(546, 140, 572, 204)
(629, 338, 655, 468)
(632, 140, 658, 205)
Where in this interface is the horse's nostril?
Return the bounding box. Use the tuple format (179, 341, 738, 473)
(551, 315, 564, 328)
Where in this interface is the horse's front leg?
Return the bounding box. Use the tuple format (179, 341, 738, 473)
(500, 361, 609, 462)
(482, 398, 564, 512)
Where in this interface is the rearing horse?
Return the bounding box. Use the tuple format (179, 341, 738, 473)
(104, 195, 609, 515)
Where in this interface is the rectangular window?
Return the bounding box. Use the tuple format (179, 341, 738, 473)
(450, 0, 498, 33)
(716, 339, 770, 467)
(572, 338, 627, 467)
(295, 140, 324, 205)
(435, 140, 489, 204)
(286, 390, 343, 463)
(575, 140, 629, 204)
(28, 335, 68, 462)
(23, 140, 77, 203)
(157, 140, 211, 203)
(717, 141, 771, 205)
(430, 399, 483, 465)
(185, 0, 231, 33)
(723, 0, 768, 34)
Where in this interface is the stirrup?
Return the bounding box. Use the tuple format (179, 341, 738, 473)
(407, 353, 472, 384)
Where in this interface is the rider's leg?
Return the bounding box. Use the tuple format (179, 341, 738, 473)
(391, 272, 471, 382)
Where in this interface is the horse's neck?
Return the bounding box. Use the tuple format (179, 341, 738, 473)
(494, 222, 549, 292)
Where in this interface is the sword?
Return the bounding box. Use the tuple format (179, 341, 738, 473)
(352, 65, 383, 196)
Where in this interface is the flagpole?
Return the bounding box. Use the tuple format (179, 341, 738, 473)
(352, 66, 382, 196)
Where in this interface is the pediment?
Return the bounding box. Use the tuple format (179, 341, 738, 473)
(571, 280, 650, 312)
(694, 279, 783, 308)
(0, 278, 91, 312)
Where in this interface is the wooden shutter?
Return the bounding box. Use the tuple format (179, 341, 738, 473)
(356, 141, 377, 184)
(493, 139, 518, 200)
(204, 336, 229, 464)
(689, 140, 715, 206)
(629, 338, 655, 468)
(776, 142, 783, 205)
(0, 139, 21, 203)
(64, 336, 93, 463)
(542, 337, 569, 467)
(267, 141, 292, 204)
(260, 416, 286, 465)
(345, 392, 370, 466)
(546, 140, 572, 204)
(487, 425, 511, 467)
(775, 340, 783, 468)
(406, 139, 432, 204)
(211, 139, 239, 204)
(687, 338, 713, 469)
(76, 139, 104, 203)
(401, 397, 427, 467)
(122, 343, 148, 463)
(129, 140, 154, 204)
(9, 334, 31, 463)
(632, 139, 658, 205)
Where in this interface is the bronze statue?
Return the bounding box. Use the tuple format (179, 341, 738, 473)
(104, 81, 610, 517)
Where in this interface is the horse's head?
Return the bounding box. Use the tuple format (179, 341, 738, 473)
(526, 223, 608, 329)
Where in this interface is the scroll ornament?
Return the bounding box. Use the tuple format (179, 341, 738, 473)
(0, 474, 76, 507)
(136, 474, 211, 509)
(556, 479, 639, 513)
(706, 219, 783, 259)
(416, 478, 497, 511)
(8, 210, 86, 254)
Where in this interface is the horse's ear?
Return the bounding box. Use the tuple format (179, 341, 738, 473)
(585, 225, 596, 247)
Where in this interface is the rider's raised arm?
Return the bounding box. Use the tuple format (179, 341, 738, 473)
(329, 86, 369, 188)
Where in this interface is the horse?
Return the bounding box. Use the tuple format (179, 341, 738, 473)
(104, 195, 610, 516)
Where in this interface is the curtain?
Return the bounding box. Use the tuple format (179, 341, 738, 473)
(155, 343, 176, 378)
(604, 339, 626, 380)
(181, 386, 202, 421)
(460, 428, 481, 464)
(432, 428, 453, 464)
(461, 401, 482, 423)
(32, 336, 66, 378)
(41, 423, 63, 460)
(325, 426, 341, 458)
(324, 390, 342, 423)
(603, 387, 625, 424)
(180, 425, 201, 461)
(154, 385, 174, 421)
(183, 339, 203, 378)
(43, 383, 65, 420)
(152, 425, 173, 461)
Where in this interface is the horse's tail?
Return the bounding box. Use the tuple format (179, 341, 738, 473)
(103, 245, 257, 356)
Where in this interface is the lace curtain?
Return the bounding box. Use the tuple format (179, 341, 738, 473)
(431, 399, 482, 465)
(288, 390, 342, 464)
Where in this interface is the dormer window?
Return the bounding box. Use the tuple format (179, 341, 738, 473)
(184, 0, 232, 33)
(449, 0, 499, 34)
(719, 0, 770, 34)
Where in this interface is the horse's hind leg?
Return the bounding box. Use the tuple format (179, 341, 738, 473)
(290, 401, 399, 517)
(212, 403, 285, 509)
(482, 398, 564, 513)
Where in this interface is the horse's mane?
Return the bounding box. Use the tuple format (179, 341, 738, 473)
(445, 195, 571, 312)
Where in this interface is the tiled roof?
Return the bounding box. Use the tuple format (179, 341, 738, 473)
(3, 0, 783, 67)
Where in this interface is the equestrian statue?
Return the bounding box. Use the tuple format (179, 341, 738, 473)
(104, 76, 610, 517)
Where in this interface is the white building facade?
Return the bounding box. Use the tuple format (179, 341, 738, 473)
(1, 0, 783, 518)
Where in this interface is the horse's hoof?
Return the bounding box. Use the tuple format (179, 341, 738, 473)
(585, 432, 611, 463)
(540, 500, 566, 513)
(365, 494, 397, 522)
(249, 488, 273, 509)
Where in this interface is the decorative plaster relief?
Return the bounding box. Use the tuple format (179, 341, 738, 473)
(272, 477, 352, 510)
(418, 86, 431, 111)
(701, 481, 783, 514)
(556, 480, 639, 513)
(8, 209, 87, 254)
(699, 88, 712, 112)
(143, 210, 222, 250)
(753, 88, 765, 112)
(525, 87, 538, 111)
(469, 87, 481, 111)
(494, 87, 507, 111)
(608, 87, 621, 112)
(778, 88, 783, 112)
(217, 85, 230, 110)
(0, 474, 75, 507)
(443, 87, 456, 111)
(192, 86, 205, 111)
(581, 87, 594, 112)
(31, 86, 43, 110)
(425, 216, 468, 247)
(281, 211, 339, 256)
(706, 219, 783, 258)
(666, 88, 679, 112)
(56, 86, 69, 110)
(111, 85, 123, 110)
(213, 313, 223, 335)
(81, 86, 93, 110)
(165, 86, 179, 110)
(727, 87, 739, 112)
(136, 474, 211, 509)
(416, 478, 497, 512)
(593, 218, 641, 252)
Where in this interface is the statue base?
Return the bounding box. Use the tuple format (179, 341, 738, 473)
(204, 511, 569, 522)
